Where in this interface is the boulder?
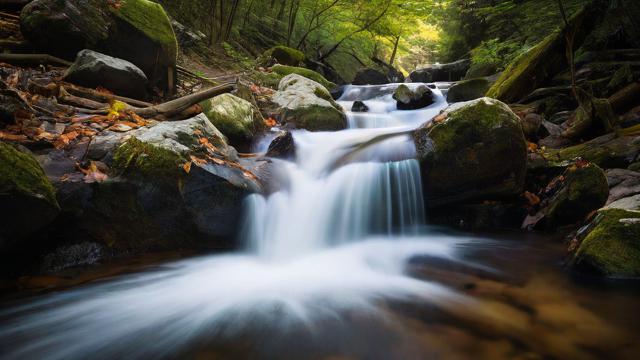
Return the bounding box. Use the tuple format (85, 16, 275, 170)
(269, 64, 335, 90)
(200, 93, 262, 145)
(409, 59, 471, 83)
(393, 84, 434, 110)
(351, 101, 369, 112)
(413, 98, 527, 207)
(352, 68, 389, 85)
(0, 143, 59, 252)
(64, 50, 148, 100)
(266, 131, 295, 159)
(606, 169, 640, 204)
(446, 78, 490, 103)
(20, 0, 177, 93)
(570, 208, 640, 278)
(523, 161, 609, 229)
(543, 133, 640, 169)
(170, 18, 206, 48)
(260, 45, 305, 67)
(272, 74, 347, 131)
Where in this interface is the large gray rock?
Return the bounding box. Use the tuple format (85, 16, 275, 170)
(272, 74, 347, 131)
(413, 98, 527, 207)
(409, 59, 471, 83)
(64, 50, 148, 99)
(20, 0, 177, 93)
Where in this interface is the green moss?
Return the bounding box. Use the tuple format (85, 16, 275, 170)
(284, 105, 347, 132)
(573, 209, 640, 277)
(546, 135, 640, 168)
(0, 142, 58, 207)
(251, 70, 283, 89)
(271, 65, 335, 90)
(265, 45, 305, 66)
(112, 138, 183, 181)
(200, 94, 257, 141)
(112, 0, 177, 57)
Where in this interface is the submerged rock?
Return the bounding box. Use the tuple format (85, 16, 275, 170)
(20, 0, 177, 93)
(413, 97, 527, 207)
(266, 131, 295, 159)
(352, 68, 389, 85)
(64, 50, 148, 99)
(409, 59, 470, 83)
(446, 78, 490, 103)
(570, 208, 640, 278)
(200, 93, 263, 145)
(272, 74, 347, 131)
(393, 84, 434, 110)
(0, 143, 59, 252)
(351, 101, 369, 112)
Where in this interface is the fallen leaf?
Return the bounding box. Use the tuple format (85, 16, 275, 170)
(109, 123, 133, 132)
(523, 191, 540, 206)
(182, 161, 192, 174)
(0, 131, 28, 141)
(264, 118, 277, 127)
(189, 155, 207, 166)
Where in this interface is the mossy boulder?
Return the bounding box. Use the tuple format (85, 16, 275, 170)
(539, 162, 609, 227)
(200, 94, 262, 145)
(413, 97, 527, 207)
(543, 133, 640, 169)
(571, 208, 640, 278)
(447, 78, 491, 103)
(261, 45, 305, 66)
(393, 84, 434, 110)
(0, 143, 59, 249)
(20, 0, 177, 93)
(271, 65, 336, 90)
(272, 74, 347, 131)
(486, 4, 599, 103)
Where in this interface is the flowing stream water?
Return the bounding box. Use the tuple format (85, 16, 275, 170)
(1, 84, 639, 360)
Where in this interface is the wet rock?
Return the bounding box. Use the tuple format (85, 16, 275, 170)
(409, 59, 470, 83)
(330, 85, 345, 100)
(64, 50, 148, 100)
(606, 169, 640, 204)
(352, 68, 389, 85)
(41, 242, 104, 273)
(413, 98, 527, 207)
(0, 143, 59, 252)
(272, 74, 347, 131)
(266, 131, 295, 159)
(523, 161, 609, 229)
(393, 84, 434, 110)
(200, 93, 263, 146)
(20, 0, 177, 93)
(446, 78, 490, 103)
(570, 208, 640, 278)
(351, 101, 369, 113)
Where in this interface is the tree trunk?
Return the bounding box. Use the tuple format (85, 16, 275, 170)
(389, 35, 400, 65)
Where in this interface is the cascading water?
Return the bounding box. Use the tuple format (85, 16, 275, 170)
(0, 83, 482, 360)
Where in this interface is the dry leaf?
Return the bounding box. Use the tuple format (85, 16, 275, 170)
(264, 118, 277, 127)
(182, 161, 192, 174)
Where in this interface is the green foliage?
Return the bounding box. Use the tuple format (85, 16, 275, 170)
(471, 39, 526, 72)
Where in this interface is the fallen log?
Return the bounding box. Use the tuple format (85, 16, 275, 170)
(130, 81, 236, 118)
(0, 53, 72, 67)
(58, 87, 109, 110)
(64, 84, 152, 108)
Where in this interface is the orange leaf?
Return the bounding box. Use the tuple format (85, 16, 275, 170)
(182, 161, 192, 174)
(264, 118, 277, 127)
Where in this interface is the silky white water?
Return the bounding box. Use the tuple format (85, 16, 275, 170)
(0, 83, 483, 359)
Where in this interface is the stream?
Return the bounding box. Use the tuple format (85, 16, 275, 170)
(1, 84, 639, 360)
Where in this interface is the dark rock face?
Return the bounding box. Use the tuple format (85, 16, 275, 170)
(409, 59, 471, 83)
(351, 101, 369, 112)
(20, 0, 177, 93)
(0, 88, 28, 123)
(266, 131, 295, 159)
(64, 50, 148, 99)
(413, 98, 527, 207)
(446, 78, 491, 103)
(0, 143, 60, 253)
(0, 0, 31, 10)
(393, 84, 434, 110)
(352, 68, 390, 85)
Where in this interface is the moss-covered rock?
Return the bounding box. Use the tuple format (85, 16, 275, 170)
(271, 65, 335, 89)
(571, 208, 640, 278)
(543, 133, 640, 169)
(486, 4, 598, 103)
(112, 137, 183, 182)
(413, 97, 527, 206)
(272, 74, 347, 131)
(0, 143, 59, 246)
(260, 45, 305, 66)
(200, 94, 262, 144)
(447, 78, 491, 103)
(20, 0, 177, 93)
(541, 162, 609, 226)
